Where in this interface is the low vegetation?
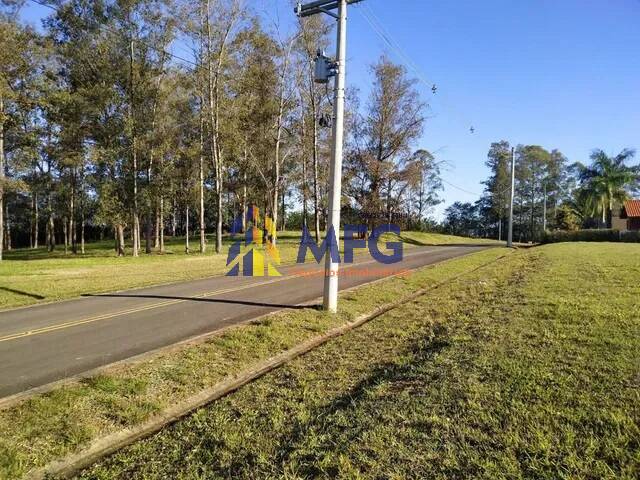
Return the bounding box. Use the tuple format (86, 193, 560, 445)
(0, 233, 301, 309)
(70, 243, 638, 480)
(543, 228, 640, 243)
(0, 245, 505, 479)
(0, 231, 495, 310)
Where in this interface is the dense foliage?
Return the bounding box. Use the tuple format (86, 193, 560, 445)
(443, 143, 639, 242)
(0, 0, 444, 258)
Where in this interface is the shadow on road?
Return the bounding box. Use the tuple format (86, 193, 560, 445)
(81, 293, 320, 311)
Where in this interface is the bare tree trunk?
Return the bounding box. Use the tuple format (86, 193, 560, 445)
(81, 214, 85, 254)
(242, 154, 247, 234)
(199, 113, 206, 253)
(116, 224, 125, 257)
(272, 139, 280, 244)
(185, 205, 190, 254)
(80, 187, 85, 254)
(301, 113, 308, 232)
(159, 196, 165, 253)
(70, 172, 77, 254)
(63, 217, 68, 255)
(0, 92, 5, 261)
(530, 183, 535, 242)
(47, 194, 55, 252)
(154, 207, 160, 249)
(34, 192, 39, 249)
(204, 0, 233, 254)
(146, 52, 166, 255)
(30, 193, 35, 249)
(171, 198, 177, 237)
(312, 115, 321, 242)
(4, 203, 10, 251)
(281, 188, 286, 232)
(145, 212, 152, 254)
(129, 22, 140, 258)
(270, 39, 295, 247)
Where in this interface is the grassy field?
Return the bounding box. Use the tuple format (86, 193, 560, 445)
(0, 231, 495, 310)
(0, 245, 505, 479)
(65, 243, 638, 480)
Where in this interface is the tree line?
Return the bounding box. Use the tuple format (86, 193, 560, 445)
(443, 142, 639, 242)
(0, 0, 444, 260)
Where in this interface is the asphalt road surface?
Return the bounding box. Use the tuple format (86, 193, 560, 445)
(0, 245, 493, 398)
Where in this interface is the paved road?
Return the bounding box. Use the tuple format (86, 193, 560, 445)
(0, 245, 492, 398)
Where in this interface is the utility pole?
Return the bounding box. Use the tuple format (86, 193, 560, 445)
(542, 183, 547, 233)
(296, 0, 362, 313)
(507, 146, 515, 248)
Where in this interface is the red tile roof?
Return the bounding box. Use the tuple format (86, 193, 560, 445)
(623, 200, 640, 218)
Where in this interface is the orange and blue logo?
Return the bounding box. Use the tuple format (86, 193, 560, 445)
(226, 206, 281, 277)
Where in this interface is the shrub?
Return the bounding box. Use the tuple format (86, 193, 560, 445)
(543, 229, 640, 243)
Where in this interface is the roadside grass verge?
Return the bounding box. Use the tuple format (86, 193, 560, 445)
(0, 231, 492, 310)
(0, 233, 301, 309)
(0, 247, 506, 479)
(390, 230, 500, 246)
(71, 243, 640, 480)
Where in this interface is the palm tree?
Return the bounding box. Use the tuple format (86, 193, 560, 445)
(575, 149, 639, 227)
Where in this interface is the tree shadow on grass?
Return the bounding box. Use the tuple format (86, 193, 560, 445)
(212, 330, 451, 477)
(0, 286, 46, 300)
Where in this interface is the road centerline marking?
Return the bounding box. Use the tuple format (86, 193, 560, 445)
(0, 247, 447, 343)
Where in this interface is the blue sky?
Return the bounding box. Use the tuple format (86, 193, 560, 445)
(18, 0, 640, 219)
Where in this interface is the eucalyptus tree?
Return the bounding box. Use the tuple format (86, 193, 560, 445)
(346, 56, 425, 230)
(482, 141, 511, 240)
(515, 145, 553, 241)
(233, 20, 280, 221)
(295, 13, 331, 241)
(0, 17, 44, 258)
(409, 149, 442, 227)
(200, 0, 243, 253)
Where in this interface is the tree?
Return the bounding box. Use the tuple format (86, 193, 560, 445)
(482, 141, 511, 240)
(409, 149, 442, 226)
(443, 201, 479, 237)
(515, 145, 552, 242)
(347, 56, 425, 230)
(574, 149, 638, 227)
(296, 13, 331, 241)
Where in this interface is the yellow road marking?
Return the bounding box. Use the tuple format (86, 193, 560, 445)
(0, 248, 445, 343)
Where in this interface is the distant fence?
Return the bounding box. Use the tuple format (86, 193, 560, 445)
(543, 229, 640, 244)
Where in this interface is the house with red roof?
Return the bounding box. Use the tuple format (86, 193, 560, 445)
(617, 200, 640, 231)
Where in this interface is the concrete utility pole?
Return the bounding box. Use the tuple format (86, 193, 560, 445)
(296, 0, 362, 313)
(507, 146, 515, 248)
(543, 183, 547, 232)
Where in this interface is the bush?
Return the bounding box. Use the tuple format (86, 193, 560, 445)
(620, 230, 640, 243)
(543, 229, 640, 243)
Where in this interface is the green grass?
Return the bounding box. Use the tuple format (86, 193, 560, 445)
(0, 231, 495, 310)
(390, 230, 500, 246)
(67, 243, 639, 480)
(0, 246, 506, 479)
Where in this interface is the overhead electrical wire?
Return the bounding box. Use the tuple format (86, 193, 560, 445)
(355, 2, 477, 135)
(353, 3, 496, 200)
(25, 0, 495, 201)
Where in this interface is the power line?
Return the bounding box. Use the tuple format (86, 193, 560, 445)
(441, 176, 512, 199)
(356, 2, 477, 134)
(441, 178, 483, 197)
(26, 0, 199, 68)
